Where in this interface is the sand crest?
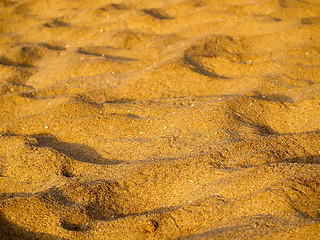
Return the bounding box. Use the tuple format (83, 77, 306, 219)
(1, 0, 320, 239)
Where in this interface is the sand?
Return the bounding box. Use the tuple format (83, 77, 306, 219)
(0, 0, 320, 239)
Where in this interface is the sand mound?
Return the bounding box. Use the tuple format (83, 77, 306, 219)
(1, 0, 320, 239)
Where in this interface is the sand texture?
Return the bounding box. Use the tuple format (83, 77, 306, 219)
(1, 0, 320, 239)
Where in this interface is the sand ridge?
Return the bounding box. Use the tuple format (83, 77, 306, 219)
(0, 0, 320, 239)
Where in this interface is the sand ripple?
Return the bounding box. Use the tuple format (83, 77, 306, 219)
(1, 0, 320, 239)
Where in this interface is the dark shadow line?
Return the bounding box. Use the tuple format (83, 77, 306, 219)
(0, 55, 35, 68)
(39, 43, 66, 51)
(31, 133, 122, 165)
(229, 110, 277, 135)
(109, 113, 141, 119)
(142, 8, 173, 20)
(101, 3, 129, 11)
(183, 53, 229, 79)
(44, 20, 70, 28)
(77, 49, 137, 62)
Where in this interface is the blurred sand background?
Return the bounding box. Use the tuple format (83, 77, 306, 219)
(0, 0, 320, 239)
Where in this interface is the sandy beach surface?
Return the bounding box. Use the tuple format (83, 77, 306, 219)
(1, 0, 320, 239)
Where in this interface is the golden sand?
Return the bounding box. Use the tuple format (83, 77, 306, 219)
(0, 0, 320, 239)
